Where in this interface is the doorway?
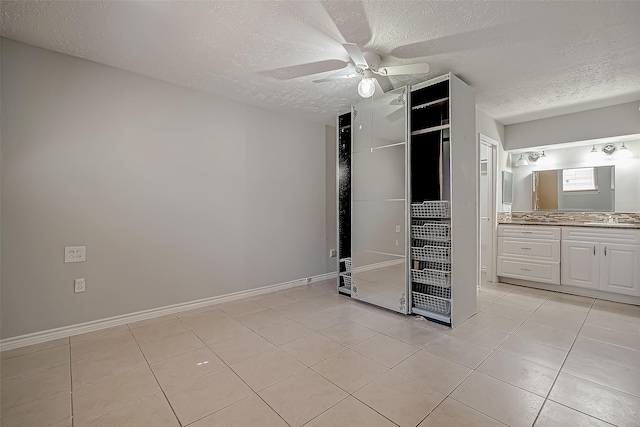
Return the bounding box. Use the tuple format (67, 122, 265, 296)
(479, 135, 498, 285)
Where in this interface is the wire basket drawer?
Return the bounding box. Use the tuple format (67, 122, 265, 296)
(340, 257, 352, 273)
(411, 201, 451, 218)
(411, 245, 451, 263)
(340, 273, 352, 289)
(411, 222, 451, 242)
(411, 269, 451, 288)
(413, 282, 451, 298)
(412, 292, 451, 315)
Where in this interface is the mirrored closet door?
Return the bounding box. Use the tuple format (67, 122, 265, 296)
(350, 87, 408, 313)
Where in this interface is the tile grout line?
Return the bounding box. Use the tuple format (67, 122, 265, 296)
(68, 337, 74, 427)
(178, 311, 294, 427)
(184, 301, 401, 426)
(129, 317, 184, 427)
(430, 285, 550, 426)
(353, 286, 535, 424)
(530, 297, 597, 426)
(0, 339, 70, 361)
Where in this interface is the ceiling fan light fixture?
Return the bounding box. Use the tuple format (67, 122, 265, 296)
(357, 76, 376, 98)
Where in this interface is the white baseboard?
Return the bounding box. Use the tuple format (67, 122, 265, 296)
(0, 271, 337, 351)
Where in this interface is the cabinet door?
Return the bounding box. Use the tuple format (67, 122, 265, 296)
(561, 240, 599, 290)
(600, 243, 640, 296)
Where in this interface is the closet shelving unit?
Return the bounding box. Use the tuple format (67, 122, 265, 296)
(336, 73, 476, 326)
(409, 201, 452, 322)
(337, 112, 353, 296)
(408, 73, 477, 325)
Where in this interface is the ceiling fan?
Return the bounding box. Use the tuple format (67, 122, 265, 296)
(312, 43, 430, 98)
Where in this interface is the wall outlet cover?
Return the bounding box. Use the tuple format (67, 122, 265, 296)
(74, 278, 86, 293)
(329, 249, 337, 258)
(65, 246, 86, 263)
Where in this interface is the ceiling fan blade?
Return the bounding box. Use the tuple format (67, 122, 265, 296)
(260, 59, 349, 80)
(377, 63, 430, 76)
(373, 75, 394, 93)
(312, 74, 359, 83)
(342, 43, 368, 69)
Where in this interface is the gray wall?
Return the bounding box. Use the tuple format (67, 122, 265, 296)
(504, 102, 640, 150)
(1, 39, 330, 338)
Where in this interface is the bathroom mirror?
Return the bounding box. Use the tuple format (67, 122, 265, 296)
(532, 166, 615, 211)
(502, 171, 513, 204)
(350, 86, 407, 312)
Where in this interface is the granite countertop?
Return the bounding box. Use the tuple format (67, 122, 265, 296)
(498, 220, 640, 229)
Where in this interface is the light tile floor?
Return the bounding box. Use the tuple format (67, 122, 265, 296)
(2, 279, 640, 426)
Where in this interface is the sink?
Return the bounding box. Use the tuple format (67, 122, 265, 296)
(584, 222, 636, 228)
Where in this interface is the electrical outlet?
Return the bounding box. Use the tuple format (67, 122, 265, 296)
(396, 225, 401, 233)
(329, 249, 337, 258)
(65, 246, 86, 263)
(74, 278, 86, 293)
(396, 239, 399, 246)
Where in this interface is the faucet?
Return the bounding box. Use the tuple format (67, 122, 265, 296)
(604, 214, 617, 224)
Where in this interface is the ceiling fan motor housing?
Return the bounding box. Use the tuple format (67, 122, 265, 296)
(361, 52, 381, 71)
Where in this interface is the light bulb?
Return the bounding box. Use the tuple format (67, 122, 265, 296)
(515, 153, 529, 167)
(357, 77, 376, 98)
(618, 143, 633, 159)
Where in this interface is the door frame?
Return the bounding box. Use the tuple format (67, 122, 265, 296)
(479, 134, 499, 284)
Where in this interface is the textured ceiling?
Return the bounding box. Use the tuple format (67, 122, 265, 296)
(2, 1, 640, 125)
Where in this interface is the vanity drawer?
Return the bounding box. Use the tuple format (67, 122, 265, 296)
(497, 257, 560, 285)
(498, 237, 560, 262)
(498, 225, 561, 240)
(562, 227, 640, 244)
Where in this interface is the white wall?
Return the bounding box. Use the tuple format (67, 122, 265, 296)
(477, 109, 510, 209)
(511, 139, 640, 212)
(504, 102, 640, 150)
(1, 39, 329, 338)
(477, 108, 505, 145)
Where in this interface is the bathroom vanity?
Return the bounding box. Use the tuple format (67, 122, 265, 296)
(497, 214, 640, 304)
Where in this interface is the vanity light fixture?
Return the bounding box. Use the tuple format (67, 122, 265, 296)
(602, 143, 617, 156)
(618, 142, 634, 159)
(515, 153, 529, 167)
(587, 145, 600, 158)
(527, 151, 548, 164)
(537, 151, 549, 165)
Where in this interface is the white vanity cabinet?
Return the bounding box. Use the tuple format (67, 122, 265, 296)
(497, 225, 561, 285)
(561, 240, 599, 289)
(562, 228, 640, 296)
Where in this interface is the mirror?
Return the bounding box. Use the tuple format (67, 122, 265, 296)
(532, 166, 614, 211)
(502, 171, 513, 204)
(351, 87, 407, 312)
